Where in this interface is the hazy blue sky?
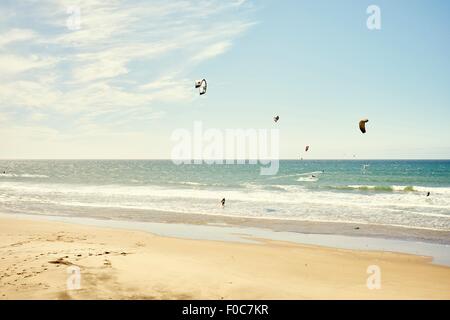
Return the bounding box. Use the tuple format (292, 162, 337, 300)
(0, 0, 449, 159)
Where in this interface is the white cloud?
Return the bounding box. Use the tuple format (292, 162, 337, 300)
(192, 41, 232, 62)
(0, 29, 37, 47)
(0, 80, 61, 110)
(72, 58, 129, 83)
(0, 54, 57, 75)
(139, 75, 193, 102)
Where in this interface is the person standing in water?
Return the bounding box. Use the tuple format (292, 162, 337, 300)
(221, 198, 226, 207)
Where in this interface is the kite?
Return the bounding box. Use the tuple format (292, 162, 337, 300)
(359, 119, 369, 133)
(195, 79, 207, 95)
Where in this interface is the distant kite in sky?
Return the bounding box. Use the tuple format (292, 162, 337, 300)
(195, 79, 207, 95)
(359, 119, 369, 133)
(305, 145, 309, 152)
(273, 115, 279, 123)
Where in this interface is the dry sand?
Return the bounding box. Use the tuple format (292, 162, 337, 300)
(0, 216, 449, 299)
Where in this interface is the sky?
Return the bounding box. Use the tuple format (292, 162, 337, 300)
(0, 0, 449, 159)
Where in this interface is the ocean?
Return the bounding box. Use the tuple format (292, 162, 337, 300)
(0, 160, 449, 232)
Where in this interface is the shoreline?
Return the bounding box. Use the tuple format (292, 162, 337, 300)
(1, 214, 450, 299)
(2, 212, 450, 267)
(1, 206, 449, 244)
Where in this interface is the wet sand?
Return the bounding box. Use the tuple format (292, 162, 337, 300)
(1, 215, 449, 299)
(5, 206, 448, 244)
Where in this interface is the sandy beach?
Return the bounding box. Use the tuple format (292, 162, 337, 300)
(1, 215, 449, 300)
